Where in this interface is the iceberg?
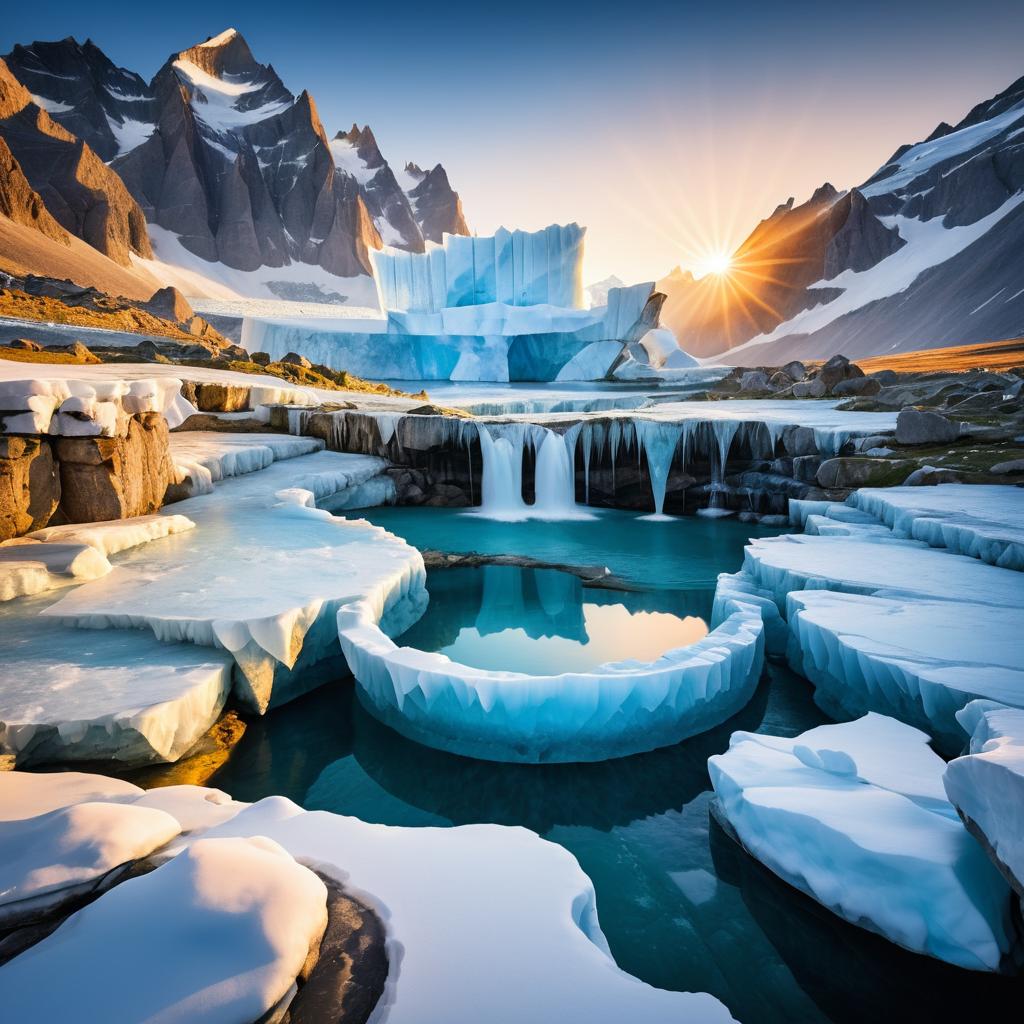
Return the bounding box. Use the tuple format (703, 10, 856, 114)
(708, 714, 1017, 971)
(945, 701, 1024, 902)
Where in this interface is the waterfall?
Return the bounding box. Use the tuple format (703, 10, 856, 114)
(476, 424, 589, 521)
(697, 420, 740, 518)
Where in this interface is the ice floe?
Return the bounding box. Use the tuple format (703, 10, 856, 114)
(945, 701, 1024, 900)
(709, 714, 1017, 971)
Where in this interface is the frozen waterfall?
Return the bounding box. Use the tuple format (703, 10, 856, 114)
(476, 425, 588, 521)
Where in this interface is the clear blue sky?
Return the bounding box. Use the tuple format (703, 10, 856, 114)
(4, 1, 1023, 282)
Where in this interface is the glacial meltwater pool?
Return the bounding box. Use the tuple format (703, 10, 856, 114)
(146, 510, 1012, 1022)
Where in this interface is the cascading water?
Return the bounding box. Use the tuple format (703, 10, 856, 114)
(476, 424, 588, 521)
(697, 420, 740, 518)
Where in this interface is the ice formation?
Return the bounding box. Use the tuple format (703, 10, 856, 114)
(42, 450, 425, 713)
(0, 376, 195, 433)
(0, 541, 111, 601)
(944, 701, 1024, 901)
(0, 594, 234, 766)
(0, 836, 329, 1024)
(371, 224, 586, 311)
(787, 590, 1024, 754)
(336, 584, 765, 763)
(709, 714, 1017, 971)
(849, 484, 1024, 570)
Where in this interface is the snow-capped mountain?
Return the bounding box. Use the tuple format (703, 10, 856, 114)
(2, 30, 469, 302)
(659, 74, 1024, 363)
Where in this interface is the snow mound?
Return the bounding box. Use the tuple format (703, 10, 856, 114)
(945, 701, 1024, 901)
(0, 801, 180, 927)
(28, 513, 196, 556)
(0, 542, 110, 601)
(787, 590, 1024, 754)
(709, 714, 1016, 971)
(0, 836, 329, 1024)
(337, 588, 765, 763)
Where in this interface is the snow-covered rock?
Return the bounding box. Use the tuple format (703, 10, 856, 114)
(43, 449, 424, 713)
(0, 835, 329, 1024)
(337, 588, 764, 763)
(848, 485, 1024, 571)
(709, 714, 1017, 971)
(945, 701, 1024, 900)
(0, 801, 181, 927)
(0, 770, 143, 819)
(786, 591, 1024, 753)
(0, 541, 110, 601)
(27, 513, 196, 556)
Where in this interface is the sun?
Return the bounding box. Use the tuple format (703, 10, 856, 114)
(698, 251, 734, 277)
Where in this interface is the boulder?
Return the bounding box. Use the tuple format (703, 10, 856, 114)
(781, 360, 807, 382)
(0, 436, 59, 540)
(143, 286, 193, 324)
(6, 339, 42, 351)
(903, 465, 965, 486)
(989, 459, 1024, 476)
(768, 371, 794, 389)
(792, 378, 827, 399)
(792, 455, 822, 483)
(67, 341, 99, 364)
(869, 369, 899, 385)
(895, 408, 959, 446)
(816, 457, 915, 489)
(738, 370, 773, 395)
(781, 425, 819, 457)
(193, 383, 251, 413)
(281, 352, 313, 369)
(250, 352, 271, 366)
(54, 413, 173, 523)
(818, 354, 864, 390)
(831, 376, 881, 397)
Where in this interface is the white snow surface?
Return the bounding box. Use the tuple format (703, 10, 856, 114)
(0, 542, 110, 601)
(43, 448, 422, 713)
(337, 584, 765, 762)
(786, 590, 1024, 754)
(171, 59, 291, 130)
(0, 835, 329, 1024)
(848, 484, 1024, 571)
(107, 114, 154, 157)
(945, 701, 1024, 897)
(29, 514, 196, 556)
(0, 801, 180, 923)
(709, 714, 1016, 970)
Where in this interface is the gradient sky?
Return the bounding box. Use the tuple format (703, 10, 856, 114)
(4, 1, 1023, 284)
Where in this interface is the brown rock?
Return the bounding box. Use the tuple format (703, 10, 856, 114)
(193, 382, 251, 413)
(144, 286, 193, 324)
(55, 412, 172, 522)
(250, 352, 271, 366)
(7, 338, 42, 351)
(0, 435, 59, 540)
(281, 351, 313, 369)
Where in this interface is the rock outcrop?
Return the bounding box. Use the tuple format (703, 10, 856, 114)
(0, 137, 70, 245)
(0, 436, 60, 540)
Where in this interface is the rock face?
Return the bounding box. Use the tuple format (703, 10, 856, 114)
(0, 58, 152, 265)
(0, 137, 70, 245)
(0, 436, 60, 540)
(3, 31, 469, 288)
(662, 73, 1024, 363)
(54, 413, 173, 523)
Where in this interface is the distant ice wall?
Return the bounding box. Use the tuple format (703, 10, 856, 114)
(372, 224, 586, 312)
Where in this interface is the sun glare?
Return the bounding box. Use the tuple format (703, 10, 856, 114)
(699, 251, 734, 277)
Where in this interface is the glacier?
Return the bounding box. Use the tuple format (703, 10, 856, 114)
(944, 701, 1024, 904)
(708, 714, 1017, 971)
(336, 582, 765, 763)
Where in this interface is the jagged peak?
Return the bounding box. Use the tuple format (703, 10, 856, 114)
(809, 182, 839, 204)
(198, 28, 239, 49)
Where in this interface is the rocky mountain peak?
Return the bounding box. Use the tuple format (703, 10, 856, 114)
(810, 182, 840, 205)
(176, 29, 258, 79)
(337, 124, 384, 169)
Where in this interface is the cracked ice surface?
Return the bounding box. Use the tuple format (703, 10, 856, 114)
(848, 485, 1024, 571)
(43, 450, 425, 713)
(0, 833, 329, 1024)
(337, 589, 765, 763)
(945, 701, 1024, 901)
(0, 594, 234, 766)
(709, 714, 1016, 971)
(786, 590, 1024, 754)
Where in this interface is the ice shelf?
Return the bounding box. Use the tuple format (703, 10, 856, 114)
(42, 449, 425, 714)
(336, 586, 765, 763)
(709, 714, 1017, 971)
(786, 590, 1024, 754)
(945, 701, 1024, 901)
(848, 485, 1024, 571)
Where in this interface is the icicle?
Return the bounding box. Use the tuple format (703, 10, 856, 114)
(635, 421, 682, 518)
